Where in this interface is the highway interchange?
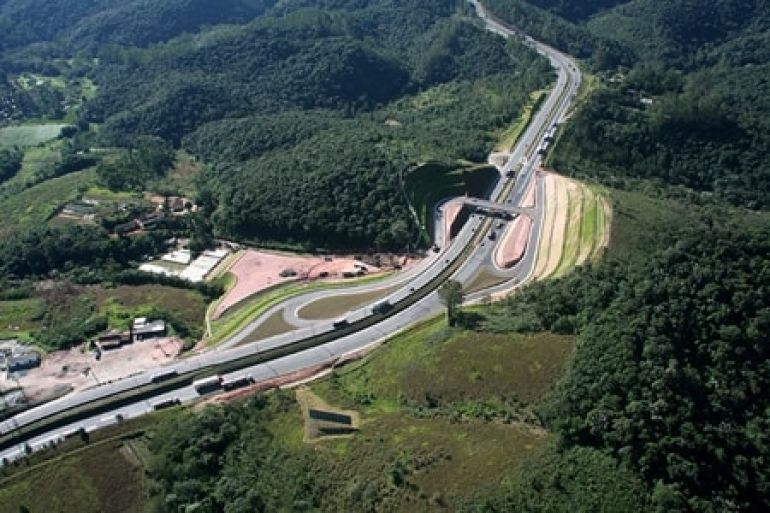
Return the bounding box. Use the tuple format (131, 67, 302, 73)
(0, 1, 582, 464)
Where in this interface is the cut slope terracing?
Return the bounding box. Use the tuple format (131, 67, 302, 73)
(534, 172, 610, 280)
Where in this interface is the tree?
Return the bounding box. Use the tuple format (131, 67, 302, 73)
(438, 279, 464, 326)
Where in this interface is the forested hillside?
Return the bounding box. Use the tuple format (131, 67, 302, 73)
(0, 0, 551, 251)
(76, 0, 550, 248)
(475, 1, 770, 511)
(488, 0, 770, 209)
(0, 0, 277, 50)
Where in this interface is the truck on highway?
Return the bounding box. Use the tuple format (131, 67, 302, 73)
(150, 370, 178, 384)
(222, 375, 254, 392)
(152, 398, 181, 410)
(193, 375, 222, 394)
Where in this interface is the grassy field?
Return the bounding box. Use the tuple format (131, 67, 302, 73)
(81, 186, 139, 202)
(296, 284, 399, 320)
(495, 89, 546, 152)
(314, 316, 574, 413)
(0, 124, 67, 150)
(149, 151, 201, 197)
(0, 168, 96, 235)
(0, 298, 46, 340)
(1, 142, 63, 191)
(90, 284, 207, 334)
(267, 317, 575, 509)
(0, 283, 208, 350)
(241, 309, 296, 343)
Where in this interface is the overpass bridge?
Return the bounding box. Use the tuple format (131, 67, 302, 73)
(463, 197, 534, 218)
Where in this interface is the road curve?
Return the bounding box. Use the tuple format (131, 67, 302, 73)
(0, 1, 582, 463)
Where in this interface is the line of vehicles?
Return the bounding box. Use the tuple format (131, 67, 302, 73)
(536, 123, 560, 156)
(152, 373, 261, 410)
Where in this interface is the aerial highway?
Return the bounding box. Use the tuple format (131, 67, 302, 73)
(0, 1, 582, 463)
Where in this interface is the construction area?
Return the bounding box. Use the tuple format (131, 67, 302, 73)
(0, 337, 182, 413)
(212, 249, 399, 319)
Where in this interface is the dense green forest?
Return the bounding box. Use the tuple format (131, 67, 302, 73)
(0, 148, 21, 181)
(0, 0, 277, 51)
(73, 0, 550, 248)
(488, 0, 770, 209)
(0, 0, 552, 252)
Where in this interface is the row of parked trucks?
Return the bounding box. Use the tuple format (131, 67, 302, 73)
(149, 373, 258, 410)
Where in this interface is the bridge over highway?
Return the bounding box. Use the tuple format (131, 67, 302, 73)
(463, 197, 535, 218)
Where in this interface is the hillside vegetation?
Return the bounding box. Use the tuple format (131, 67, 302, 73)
(489, 0, 770, 209)
(0, 0, 552, 253)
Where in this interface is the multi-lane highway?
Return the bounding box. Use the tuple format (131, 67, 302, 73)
(0, 1, 581, 464)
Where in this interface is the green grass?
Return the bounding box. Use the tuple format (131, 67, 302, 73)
(81, 186, 140, 202)
(0, 168, 96, 235)
(554, 184, 584, 277)
(300, 409, 549, 509)
(279, 317, 575, 509)
(208, 272, 393, 346)
(0, 283, 206, 350)
(495, 89, 545, 152)
(315, 316, 575, 412)
(0, 298, 46, 340)
(2, 142, 63, 191)
(90, 284, 207, 334)
(149, 151, 201, 197)
(606, 188, 695, 262)
(404, 161, 497, 244)
(241, 309, 296, 344)
(0, 124, 68, 150)
(296, 285, 399, 320)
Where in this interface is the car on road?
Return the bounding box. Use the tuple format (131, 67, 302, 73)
(372, 301, 392, 315)
(332, 318, 349, 329)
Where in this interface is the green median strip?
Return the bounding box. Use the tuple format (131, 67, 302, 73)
(207, 272, 395, 346)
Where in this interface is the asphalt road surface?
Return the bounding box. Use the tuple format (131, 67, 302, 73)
(0, 1, 582, 464)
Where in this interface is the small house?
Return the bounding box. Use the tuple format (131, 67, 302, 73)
(7, 353, 41, 373)
(96, 329, 131, 350)
(131, 318, 166, 342)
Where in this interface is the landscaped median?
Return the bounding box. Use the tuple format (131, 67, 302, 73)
(206, 272, 395, 347)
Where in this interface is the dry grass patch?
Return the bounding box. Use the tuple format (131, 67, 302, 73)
(241, 309, 296, 344)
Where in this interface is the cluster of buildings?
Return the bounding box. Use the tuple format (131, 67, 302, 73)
(139, 248, 229, 283)
(95, 317, 166, 351)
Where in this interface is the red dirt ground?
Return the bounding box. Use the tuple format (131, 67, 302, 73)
(522, 173, 536, 208)
(442, 199, 465, 246)
(13, 338, 182, 403)
(495, 214, 533, 269)
(213, 250, 382, 319)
